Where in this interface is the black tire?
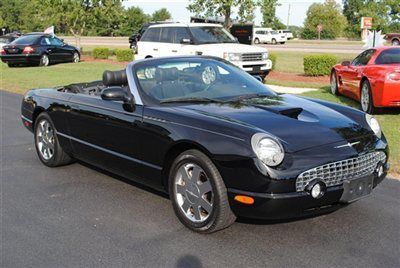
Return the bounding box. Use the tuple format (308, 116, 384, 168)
(254, 38, 260, 44)
(34, 113, 73, 167)
(330, 70, 340, 95)
(39, 54, 49, 67)
(72, 51, 80, 63)
(360, 80, 376, 114)
(271, 38, 277, 45)
(169, 149, 236, 233)
(280, 42, 285, 44)
(7, 63, 17, 68)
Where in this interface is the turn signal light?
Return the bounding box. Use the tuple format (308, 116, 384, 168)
(234, 195, 254, 205)
(0, 48, 5, 55)
(22, 46, 35, 54)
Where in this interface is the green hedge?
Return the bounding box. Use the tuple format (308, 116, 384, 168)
(303, 54, 338, 76)
(269, 52, 277, 71)
(92, 47, 110, 59)
(115, 49, 134, 62)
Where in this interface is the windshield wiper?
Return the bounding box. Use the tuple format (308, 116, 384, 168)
(226, 93, 272, 102)
(160, 97, 223, 104)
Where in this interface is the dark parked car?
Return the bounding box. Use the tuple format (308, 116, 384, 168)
(21, 56, 389, 233)
(1, 33, 80, 67)
(384, 33, 400, 46)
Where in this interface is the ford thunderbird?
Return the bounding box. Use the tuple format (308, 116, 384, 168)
(21, 56, 389, 233)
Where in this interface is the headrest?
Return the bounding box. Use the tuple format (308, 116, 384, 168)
(102, 70, 128, 86)
(155, 67, 179, 83)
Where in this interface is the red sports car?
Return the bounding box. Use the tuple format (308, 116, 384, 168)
(331, 47, 400, 113)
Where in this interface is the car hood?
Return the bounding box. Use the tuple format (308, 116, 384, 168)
(196, 43, 267, 54)
(173, 94, 372, 152)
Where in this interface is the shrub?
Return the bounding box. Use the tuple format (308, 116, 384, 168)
(303, 54, 338, 76)
(269, 52, 277, 71)
(115, 49, 134, 62)
(92, 48, 109, 59)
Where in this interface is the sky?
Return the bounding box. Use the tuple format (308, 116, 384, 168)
(123, 0, 342, 27)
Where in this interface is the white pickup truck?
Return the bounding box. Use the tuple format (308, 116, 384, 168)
(136, 23, 273, 78)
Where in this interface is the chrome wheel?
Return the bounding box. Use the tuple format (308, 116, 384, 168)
(174, 163, 213, 223)
(40, 54, 49, 66)
(361, 83, 370, 112)
(330, 72, 337, 94)
(73, 52, 80, 63)
(36, 119, 55, 160)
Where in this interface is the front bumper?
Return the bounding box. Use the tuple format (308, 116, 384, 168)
(1, 54, 41, 64)
(232, 59, 272, 76)
(227, 163, 388, 220)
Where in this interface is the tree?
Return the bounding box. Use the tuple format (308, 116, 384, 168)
(302, 0, 347, 39)
(120, 7, 151, 36)
(187, 0, 256, 28)
(259, 0, 285, 29)
(152, 8, 172, 22)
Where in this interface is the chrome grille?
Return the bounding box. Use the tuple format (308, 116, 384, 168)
(296, 151, 386, 192)
(241, 53, 263, 62)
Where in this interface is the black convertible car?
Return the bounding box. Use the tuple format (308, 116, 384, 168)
(21, 56, 389, 233)
(1, 33, 80, 67)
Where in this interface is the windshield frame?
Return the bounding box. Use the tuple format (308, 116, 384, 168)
(131, 56, 277, 106)
(189, 26, 238, 45)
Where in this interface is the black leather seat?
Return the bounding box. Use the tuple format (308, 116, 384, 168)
(149, 67, 190, 99)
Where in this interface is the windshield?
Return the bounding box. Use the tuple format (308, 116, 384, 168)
(11, 35, 40, 45)
(189, 26, 237, 44)
(271, 31, 278, 35)
(134, 58, 276, 104)
(375, 48, 400, 65)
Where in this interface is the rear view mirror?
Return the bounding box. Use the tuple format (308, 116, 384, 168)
(101, 86, 135, 112)
(341, 61, 351, 66)
(180, 38, 191, 44)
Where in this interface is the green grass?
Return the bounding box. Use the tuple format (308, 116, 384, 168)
(273, 51, 356, 73)
(0, 61, 124, 94)
(287, 39, 364, 46)
(301, 87, 400, 175)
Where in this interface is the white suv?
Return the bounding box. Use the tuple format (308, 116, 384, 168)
(253, 28, 287, 45)
(277, 30, 293, 40)
(136, 23, 272, 78)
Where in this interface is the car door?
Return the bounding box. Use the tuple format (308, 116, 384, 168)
(39, 36, 55, 57)
(159, 27, 192, 56)
(67, 91, 163, 190)
(137, 27, 162, 58)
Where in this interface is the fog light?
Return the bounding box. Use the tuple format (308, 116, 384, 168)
(376, 163, 384, 177)
(306, 180, 326, 199)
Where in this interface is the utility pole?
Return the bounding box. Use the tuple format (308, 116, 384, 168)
(286, 3, 291, 29)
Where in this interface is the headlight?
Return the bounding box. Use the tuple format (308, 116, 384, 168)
(366, 114, 381, 138)
(262, 52, 268, 60)
(223, 52, 241, 62)
(251, 133, 285, 167)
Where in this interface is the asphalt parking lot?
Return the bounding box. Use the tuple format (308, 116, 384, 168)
(1, 90, 399, 267)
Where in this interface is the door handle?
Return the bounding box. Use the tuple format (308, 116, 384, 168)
(172, 50, 177, 53)
(153, 48, 158, 51)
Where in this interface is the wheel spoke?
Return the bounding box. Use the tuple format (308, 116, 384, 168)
(193, 205, 201, 220)
(179, 166, 191, 184)
(176, 183, 186, 195)
(198, 180, 212, 195)
(181, 198, 191, 213)
(199, 198, 212, 214)
(191, 166, 201, 181)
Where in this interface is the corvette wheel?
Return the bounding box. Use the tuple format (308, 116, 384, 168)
(330, 70, 339, 95)
(361, 80, 376, 114)
(34, 113, 73, 167)
(73, 52, 80, 63)
(392, 39, 399, 46)
(254, 38, 260, 44)
(39, 54, 49, 67)
(169, 149, 236, 233)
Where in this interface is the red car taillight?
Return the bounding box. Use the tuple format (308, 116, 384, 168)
(0, 48, 5, 55)
(387, 71, 400, 81)
(22, 46, 35, 54)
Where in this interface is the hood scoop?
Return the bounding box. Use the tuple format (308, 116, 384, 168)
(254, 105, 303, 119)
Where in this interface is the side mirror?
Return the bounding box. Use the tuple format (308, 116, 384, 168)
(341, 61, 351, 66)
(180, 38, 192, 44)
(101, 86, 135, 112)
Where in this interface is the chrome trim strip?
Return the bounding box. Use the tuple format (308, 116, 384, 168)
(126, 62, 143, 105)
(21, 115, 32, 123)
(56, 132, 162, 170)
(68, 99, 141, 117)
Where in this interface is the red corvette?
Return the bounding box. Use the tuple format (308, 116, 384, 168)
(331, 47, 400, 113)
